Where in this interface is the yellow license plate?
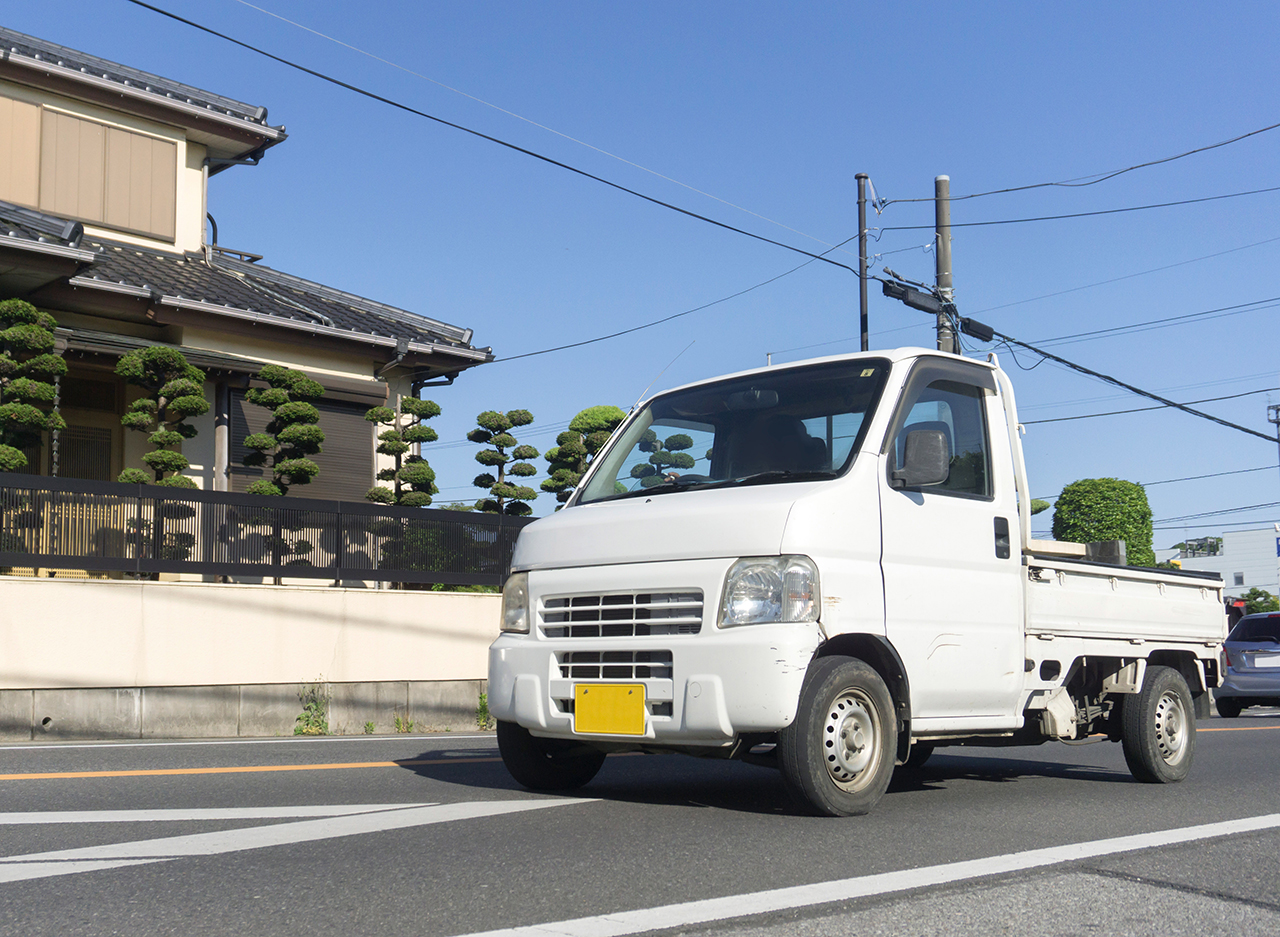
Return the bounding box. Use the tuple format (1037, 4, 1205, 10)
(574, 683, 646, 736)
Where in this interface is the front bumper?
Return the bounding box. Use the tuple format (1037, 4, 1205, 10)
(487, 560, 823, 746)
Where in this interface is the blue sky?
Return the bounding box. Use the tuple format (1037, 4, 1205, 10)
(5, 1, 1279, 542)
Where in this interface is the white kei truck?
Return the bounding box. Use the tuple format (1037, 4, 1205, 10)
(488, 348, 1227, 816)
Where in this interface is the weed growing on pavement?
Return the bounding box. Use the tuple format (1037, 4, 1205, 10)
(294, 682, 328, 736)
(476, 692, 494, 730)
(363, 721, 375, 734)
(394, 712, 414, 733)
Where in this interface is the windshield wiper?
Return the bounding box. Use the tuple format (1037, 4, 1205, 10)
(725, 469, 837, 487)
(609, 476, 719, 501)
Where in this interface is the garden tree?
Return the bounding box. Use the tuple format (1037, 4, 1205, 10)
(1030, 499, 1051, 515)
(242, 365, 325, 496)
(1242, 587, 1280, 615)
(468, 409, 539, 515)
(1051, 477, 1155, 567)
(116, 346, 209, 487)
(363, 396, 442, 507)
(0, 298, 66, 472)
(630, 429, 697, 488)
(541, 405, 627, 504)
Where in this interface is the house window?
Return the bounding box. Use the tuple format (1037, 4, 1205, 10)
(1234, 573, 1245, 586)
(59, 425, 114, 481)
(229, 391, 373, 502)
(0, 93, 176, 241)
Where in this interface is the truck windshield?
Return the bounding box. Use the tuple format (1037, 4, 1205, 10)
(576, 358, 891, 504)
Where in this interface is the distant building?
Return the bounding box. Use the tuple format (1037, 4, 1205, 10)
(1176, 528, 1278, 599)
(0, 26, 492, 498)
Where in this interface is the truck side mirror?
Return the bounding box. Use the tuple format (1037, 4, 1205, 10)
(891, 429, 950, 489)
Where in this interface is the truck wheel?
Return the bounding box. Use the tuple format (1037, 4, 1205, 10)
(496, 720, 607, 791)
(779, 656, 897, 816)
(1214, 696, 1243, 719)
(1120, 665, 1196, 783)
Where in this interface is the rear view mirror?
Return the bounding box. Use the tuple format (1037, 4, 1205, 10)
(726, 388, 779, 410)
(891, 429, 950, 489)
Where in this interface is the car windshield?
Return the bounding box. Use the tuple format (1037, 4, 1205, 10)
(576, 358, 890, 505)
(1228, 616, 1280, 643)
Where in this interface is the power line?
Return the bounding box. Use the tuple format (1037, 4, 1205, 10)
(1022, 387, 1280, 425)
(882, 120, 1280, 205)
(1028, 297, 1280, 349)
(878, 186, 1280, 232)
(125, 0, 855, 274)
(228, 0, 850, 258)
(979, 328, 1277, 443)
(1154, 502, 1280, 525)
(1154, 518, 1280, 532)
(497, 234, 857, 362)
(1144, 465, 1280, 487)
(969, 235, 1280, 315)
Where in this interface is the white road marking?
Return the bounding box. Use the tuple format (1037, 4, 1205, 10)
(0, 804, 436, 824)
(0, 798, 593, 884)
(0, 734, 495, 752)
(458, 812, 1280, 937)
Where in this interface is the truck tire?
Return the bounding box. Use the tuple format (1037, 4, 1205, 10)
(496, 720, 607, 791)
(1120, 665, 1196, 783)
(779, 656, 897, 816)
(1214, 696, 1244, 719)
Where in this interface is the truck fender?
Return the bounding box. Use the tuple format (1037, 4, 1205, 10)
(817, 633, 913, 763)
(1146, 649, 1211, 720)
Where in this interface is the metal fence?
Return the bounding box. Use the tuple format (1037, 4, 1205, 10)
(0, 473, 535, 585)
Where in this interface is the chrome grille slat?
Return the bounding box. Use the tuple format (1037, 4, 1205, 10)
(540, 591, 702, 637)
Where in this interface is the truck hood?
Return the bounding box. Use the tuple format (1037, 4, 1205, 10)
(511, 484, 817, 571)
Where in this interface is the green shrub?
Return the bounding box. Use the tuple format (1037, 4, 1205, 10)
(1051, 478, 1155, 567)
(0, 299, 66, 471)
(115, 346, 207, 485)
(469, 409, 539, 515)
(243, 366, 324, 496)
(541, 405, 626, 505)
(1242, 587, 1280, 615)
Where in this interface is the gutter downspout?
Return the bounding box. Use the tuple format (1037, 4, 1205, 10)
(213, 381, 230, 491)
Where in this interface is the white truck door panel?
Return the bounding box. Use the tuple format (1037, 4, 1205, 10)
(879, 361, 1024, 723)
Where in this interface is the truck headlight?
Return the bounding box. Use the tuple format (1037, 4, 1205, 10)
(501, 571, 530, 633)
(719, 556, 820, 627)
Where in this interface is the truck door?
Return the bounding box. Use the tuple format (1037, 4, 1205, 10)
(878, 359, 1023, 727)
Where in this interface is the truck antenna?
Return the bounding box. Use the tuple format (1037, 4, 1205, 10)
(631, 341, 695, 412)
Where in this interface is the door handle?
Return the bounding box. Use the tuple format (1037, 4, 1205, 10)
(994, 516, 1011, 559)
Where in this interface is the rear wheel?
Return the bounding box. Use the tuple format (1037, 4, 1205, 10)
(1214, 696, 1244, 719)
(496, 721, 606, 791)
(779, 656, 897, 816)
(1120, 665, 1196, 783)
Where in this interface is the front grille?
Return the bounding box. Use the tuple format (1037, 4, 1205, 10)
(559, 650, 674, 680)
(541, 591, 702, 638)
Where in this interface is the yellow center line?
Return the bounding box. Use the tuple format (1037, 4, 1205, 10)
(0, 756, 503, 782)
(1200, 724, 1280, 733)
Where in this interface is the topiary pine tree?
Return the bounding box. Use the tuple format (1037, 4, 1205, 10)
(468, 409, 539, 515)
(364, 396, 442, 507)
(629, 430, 697, 488)
(541, 405, 627, 504)
(1051, 477, 1155, 567)
(242, 365, 325, 496)
(0, 298, 66, 472)
(116, 346, 209, 488)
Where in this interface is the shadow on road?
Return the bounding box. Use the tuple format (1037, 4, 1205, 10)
(395, 742, 1130, 816)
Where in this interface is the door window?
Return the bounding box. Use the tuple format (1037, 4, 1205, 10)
(891, 379, 991, 498)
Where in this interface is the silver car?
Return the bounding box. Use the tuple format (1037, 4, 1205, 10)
(1216, 612, 1280, 717)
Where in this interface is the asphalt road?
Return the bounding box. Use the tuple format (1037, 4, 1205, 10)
(3, 711, 1280, 937)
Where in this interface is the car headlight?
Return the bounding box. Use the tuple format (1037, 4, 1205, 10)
(719, 555, 820, 627)
(501, 571, 530, 633)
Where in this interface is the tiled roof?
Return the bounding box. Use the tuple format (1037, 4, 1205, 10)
(0, 25, 276, 129)
(0, 200, 489, 360)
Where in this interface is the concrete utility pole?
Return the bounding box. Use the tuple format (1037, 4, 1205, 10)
(934, 175, 957, 354)
(1269, 403, 1280, 485)
(856, 173, 869, 351)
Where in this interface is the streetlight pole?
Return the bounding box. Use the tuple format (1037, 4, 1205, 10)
(934, 175, 956, 354)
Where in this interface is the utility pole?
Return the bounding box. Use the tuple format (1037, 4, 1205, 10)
(1269, 403, 1280, 484)
(934, 175, 957, 354)
(856, 173, 869, 351)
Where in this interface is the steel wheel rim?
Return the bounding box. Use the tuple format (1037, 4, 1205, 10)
(1154, 690, 1189, 765)
(822, 688, 880, 791)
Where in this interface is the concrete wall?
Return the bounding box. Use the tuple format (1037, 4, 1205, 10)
(0, 578, 501, 739)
